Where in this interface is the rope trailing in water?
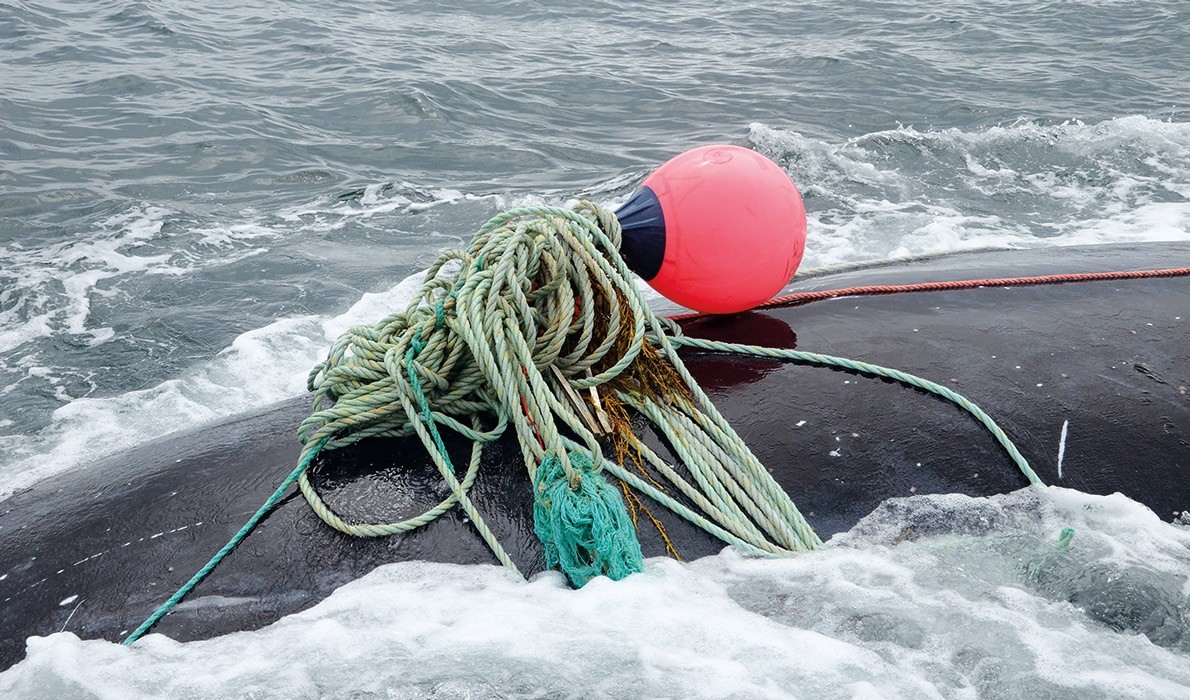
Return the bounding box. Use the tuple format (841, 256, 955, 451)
(124, 201, 1058, 642)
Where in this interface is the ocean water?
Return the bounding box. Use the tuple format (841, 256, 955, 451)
(1, 0, 1188, 696)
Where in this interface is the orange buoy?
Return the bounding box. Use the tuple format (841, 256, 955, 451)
(616, 145, 807, 314)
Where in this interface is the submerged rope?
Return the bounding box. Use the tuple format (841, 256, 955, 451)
(125, 201, 1054, 642)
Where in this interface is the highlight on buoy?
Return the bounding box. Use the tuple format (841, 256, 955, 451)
(615, 145, 807, 314)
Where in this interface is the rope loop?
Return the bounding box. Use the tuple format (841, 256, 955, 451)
(294, 201, 1052, 585)
(294, 202, 831, 584)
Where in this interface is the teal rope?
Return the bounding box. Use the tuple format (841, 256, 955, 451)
(122, 436, 330, 645)
(403, 337, 520, 573)
(407, 338, 456, 471)
(533, 451, 644, 586)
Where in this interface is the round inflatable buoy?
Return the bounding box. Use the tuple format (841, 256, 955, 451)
(615, 145, 807, 314)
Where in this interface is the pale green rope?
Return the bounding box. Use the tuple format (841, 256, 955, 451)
(125, 201, 1043, 642)
(295, 202, 658, 583)
(292, 201, 1037, 564)
(665, 337, 1042, 487)
(292, 201, 830, 568)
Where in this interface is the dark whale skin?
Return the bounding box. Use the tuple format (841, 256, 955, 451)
(1, 242, 1185, 670)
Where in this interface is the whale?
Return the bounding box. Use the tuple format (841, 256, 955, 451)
(1, 241, 1186, 671)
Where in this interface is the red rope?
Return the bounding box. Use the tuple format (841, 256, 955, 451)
(668, 266, 1190, 319)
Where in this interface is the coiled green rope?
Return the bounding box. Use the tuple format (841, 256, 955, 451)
(124, 201, 1042, 644)
(291, 202, 830, 567)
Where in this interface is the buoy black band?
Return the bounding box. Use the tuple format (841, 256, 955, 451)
(615, 186, 666, 280)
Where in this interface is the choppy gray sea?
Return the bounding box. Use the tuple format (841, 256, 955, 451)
(1, 1, 1188, 697)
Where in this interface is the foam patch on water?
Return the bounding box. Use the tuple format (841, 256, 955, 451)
(0, 206, 289, 356)
(278, 181, 505, 237)
(1, 488, 1186, 698)
(0, 182, 493, 361)
(0, 271, 429, 500)
(0, 207, 175, 353)
(748, 116, 1190, 267)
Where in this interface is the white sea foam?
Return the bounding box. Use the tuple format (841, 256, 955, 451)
(277, 182, 502, 234)
(749, 117, 1190, 267)
(1, 488, 1186, 699)
(0, 207, 173, 353)
(0, 205, 281, 361)
(0, 271, 429, 500)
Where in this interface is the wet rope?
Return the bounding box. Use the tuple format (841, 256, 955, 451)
(290, 201, 823, 573)
(665, 337, 1041, 486)
(668, 267, 1190, 320)
(124, 201, 1060, 643)
(744, 267, 1190, 313)
(293, 202, 838, 560)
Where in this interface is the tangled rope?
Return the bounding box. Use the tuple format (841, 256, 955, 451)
(294, 201, 823, 579)
(292, 200, 1052, 570)
(125, 201, 1049, 644)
